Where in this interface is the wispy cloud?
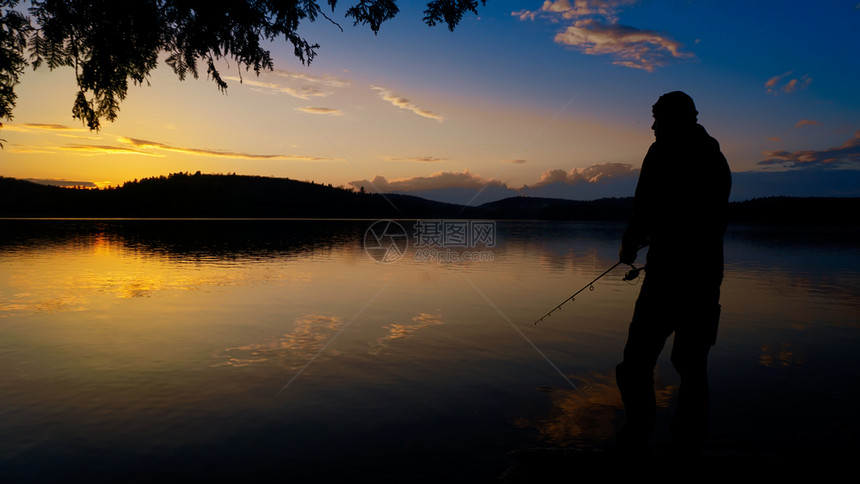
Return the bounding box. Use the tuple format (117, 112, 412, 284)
(758, 130, 860, 169)
(3, 122, 108, 142)
(510, 159, 527, 164)
(60, 144, 158, 156)
(20, 123, 76, 131)
(514, 0, 690, 71)
(370, 85, 444, 122)
(8, 147, 57, 154)
(3, 123, 84, 133)
(765, 71, 812, 94)
(119, 137, 334, 161)
(270, 69, 352, 89)
(296, 107, 343, 115)
(225, 70, 351, 100)
(794, 119, 819, 128)
(5, 124, 332, 161)
(225, 77, 329, 100)
(384, 156, 448, 163)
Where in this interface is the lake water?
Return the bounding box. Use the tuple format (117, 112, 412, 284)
(1, 219, 858, 482)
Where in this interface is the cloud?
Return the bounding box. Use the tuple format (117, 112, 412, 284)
(8, 147, 57, 154)
(20, 123, 76, 131)
(271, 69, 352, 89)
(118, 137, 334, 161)
(510, 159, 527, 164)
(351, 161, 860, 204)
(515, 0, 638, 22)
(554, 19, 692, 71)
(526, 162, 639, 188)
(348, 170, 505, 192)
(758, 130, 860, 169)
(370, 85, 444, 122)
(348, 170, 514, 205)
(514, 0, 689, 71)
(349, 162, 642, 204)
(765, 71, 812, 94)
(384, 156, 447, 163)
(5, 123, 103, 140)
(351, 163, 639, 194)
(5, 125, 332, 161)
(224, 69, 351, 101)
(296, 107, 343, 115)
(794, 119, 819, 128)
(2, 123, 84, 133)
(60, 144, 158, 156)
(512, 8, 538, 21)
(225, 77, 329, 100)
(731, 169, 860, 200)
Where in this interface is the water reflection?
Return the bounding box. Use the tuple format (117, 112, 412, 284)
(759, 342, 805, 368)
(0, 218, 366, 257)
(217, 313, 345, 369)
(0, 219, 363, 317)
(513, 372, 676, 446)
(373, 312, 445, 352)
(0, 219, 858, 481)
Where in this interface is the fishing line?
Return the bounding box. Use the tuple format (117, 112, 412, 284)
(533, 261, 643, 325)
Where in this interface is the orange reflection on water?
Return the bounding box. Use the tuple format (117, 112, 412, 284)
(371, 312, 444, 352)
(0, 231, 313, 317)
(515, 372, 675, 446)
(217, 314, 345, 369)
(759, 342, 805, 368)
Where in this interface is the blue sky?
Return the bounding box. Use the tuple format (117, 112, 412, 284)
(2, 0, 858, 203)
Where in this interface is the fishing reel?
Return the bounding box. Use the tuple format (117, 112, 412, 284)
(623, 264, 645, 282)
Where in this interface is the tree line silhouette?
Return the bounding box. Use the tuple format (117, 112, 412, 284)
(1, 173, 858, 224)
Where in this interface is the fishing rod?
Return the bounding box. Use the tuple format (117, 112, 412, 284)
(533, 261, 644, 325)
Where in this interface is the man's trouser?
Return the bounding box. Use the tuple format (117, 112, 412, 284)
(616, 274, 721, 450)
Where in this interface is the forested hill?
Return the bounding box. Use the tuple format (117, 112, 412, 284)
(1, 173, 858, 225)
(0, 173, 467, 219)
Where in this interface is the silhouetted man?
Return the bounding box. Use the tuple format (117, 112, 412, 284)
(616, 91, 731, 454)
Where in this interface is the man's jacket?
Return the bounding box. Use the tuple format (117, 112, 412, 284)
(622, 123, 732, 286)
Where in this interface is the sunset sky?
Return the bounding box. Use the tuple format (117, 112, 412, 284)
(2, 0, 858, 204)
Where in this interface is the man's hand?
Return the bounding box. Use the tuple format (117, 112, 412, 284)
(619, 244, 637, 265)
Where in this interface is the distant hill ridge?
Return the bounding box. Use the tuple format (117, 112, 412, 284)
(1, 173, 858, 225)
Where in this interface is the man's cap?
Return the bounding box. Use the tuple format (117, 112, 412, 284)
(652, 91, 698, 123)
